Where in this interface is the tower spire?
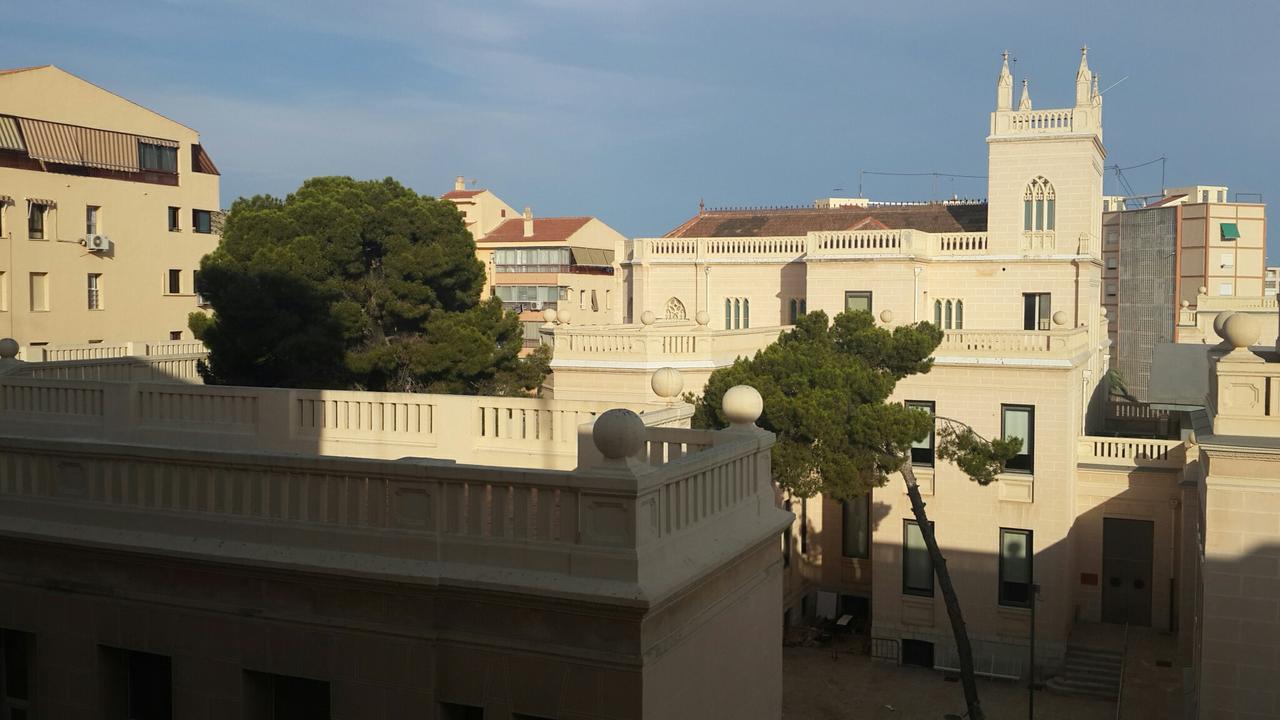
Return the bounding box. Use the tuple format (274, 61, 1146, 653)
(1075, 45, 1092, 106)
(1018, 78, 1032, 111)
(996, 50, 1013, 111)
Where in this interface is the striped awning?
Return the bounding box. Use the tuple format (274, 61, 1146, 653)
(0, 116, 24, 151)
(138, 135, 179, 148)
(26, 197, 57, 208)
(73, 125, 140, 171)
(18, 118, 80, 165)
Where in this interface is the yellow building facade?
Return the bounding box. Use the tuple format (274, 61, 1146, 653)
(0, 66, 221, 348)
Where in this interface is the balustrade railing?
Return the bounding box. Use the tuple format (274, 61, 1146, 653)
(937, 328, 1088, 355)
(1078, 436, 1185, 469)
(1009, 109, 1074, 133)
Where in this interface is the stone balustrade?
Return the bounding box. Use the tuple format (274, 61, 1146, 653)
(1077, 436, 1186, 470)
(542, 322, 786, 366)
(934, 327, 1091, 358)
(0, 374, 692, 470)
(631, 227, 1093, 264)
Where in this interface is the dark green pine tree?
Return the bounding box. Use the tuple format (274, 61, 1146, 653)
(189, 176, 549, 394)
(692, 310, 1021, 720)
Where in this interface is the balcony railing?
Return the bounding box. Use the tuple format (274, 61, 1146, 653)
(502, 300, 558, 314)
(934, 327, 1091, 357)
(495, 264, 614, 275)
(1077, 436, 1185, 470)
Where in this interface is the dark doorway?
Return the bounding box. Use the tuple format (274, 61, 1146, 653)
(244, 671, 330, 720)
(901, 639, 934, 668)
(1102, 518, 1154, 625)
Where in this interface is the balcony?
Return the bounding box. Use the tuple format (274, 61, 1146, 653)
(502, 300, 558, 314)
(1077, 436, 1186, 470)
(495, 264, 614, 276)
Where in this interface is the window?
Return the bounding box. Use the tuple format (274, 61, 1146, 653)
(906, 401, 935, 466)
(903, 520, 934, 597)
(1217, 190, 1225, 203)
(579, 290, 586, 309)
(0, 272, 7, 312)
(1001, 404, 1034, 474)
(724, 297, 749, 329)
(725, 298, 731, 329)
(168, 206, 180, 232)
(86, 205, 100, 235)
(788, 298, 807, 324)
(167, 269, 181, 295)
(493, 285, 562, 307)
(440, 703, 484, 720)
(841, 495, 870, 559)
(1106, 283, 1117, 297)
(743, 298, 750, 328)
(27, 203, 46, 240)
(734, 298, 741, 328)
(87, 273, 102, 310)
(1219, 282, 1233, 297)
(1022, 293, 1050, 331)
(169, 331, 182, 341)
(932, 299, 963, 329)
(138, 142, 178, 173)
(1220, 252, 1234, 269)
(1105, 257, 1117, 270)
(192, 209, 212, 234)
(1022, 177, 1056, 232)
(101, 648, 171, 720)
(799, 498, 808, 554)
(1, 630, 33, 720)
(590, 289, 598, 312)
(29, 272, 48, 312)
(1201, 190, 1209, 203)
(194, 270, 208, 306)
(244, 671, 329, 720)
(999, 528, 1033, 607)
(605, 289, 612, 310)
(844, 291, 872, 314)
(1220, 223, 1240, 241)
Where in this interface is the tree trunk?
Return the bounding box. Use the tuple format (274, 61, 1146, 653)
(901, 462, 986, 720)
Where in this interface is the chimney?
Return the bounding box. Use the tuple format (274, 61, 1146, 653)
(523, 207, 534, 237)
(454, 175, 466, 191)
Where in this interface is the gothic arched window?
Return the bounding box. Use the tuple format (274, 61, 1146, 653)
(664, 296, 687, 320)
(1023, 177, 1056, 232)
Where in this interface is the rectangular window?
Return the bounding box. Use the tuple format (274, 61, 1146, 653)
(169, 331, 182, 341)
(192, 209, 212, 234)
(1046, 198, 1055, 230)
(906, 401, 935, 467)
(86, 205, 99, 236)
(87, 273, 102, 310)
(1105, 257, 1117, 270)
(1106, 283, 1117, 297)
(244, 671, 330, 720)
(1217, 190, 1225, 203)
(932, 299, 963, 330)
(167, 269, 181, 295)
(1220, 252, 1234, 269)
(27, 203, 45, 240)
(1201, 190, 1209, 202)
(139, 142, 178, 173)
(29, 272, 48, 311)
(168, 206, 180, 231)
(1220, 223, 1240, 241)
(903, 520, 934, 597)
(844, 291, 872, 314)
(1023, 199, 1032, 231)
(841, 495, 870, 559)
(1001, 404, 1034, 474)
(101, 647, 172, 720)
(1034, 198, 1044, 231)
(1, 630, 33, 719)
(0, 271, 7, 312)
(1022, 293, 1050, 331)
(1219, 282, 1233, 297)
(999, 528, 1033, 607)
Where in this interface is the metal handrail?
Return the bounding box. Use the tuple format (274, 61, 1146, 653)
(1114, 622, 1129, 719)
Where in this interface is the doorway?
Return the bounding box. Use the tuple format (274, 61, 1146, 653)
(1102, 518, 1154, 625)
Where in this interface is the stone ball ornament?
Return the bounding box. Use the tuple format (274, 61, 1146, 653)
(1222, 313, 1260, 350)
(1213, 311, 1236, 340)
(695, 310, 710, 326)
(650, 367, 684, 400)
(1180, 300, 1190, 309)
(722, 385, 763, 427)
(640, 310, 656, 326)
(542, 308, 558, 324)
(1198, 286, 1209, 296)
(592, 408, 646, 460)
(556, 308, 572, 325)
(1051, 310, 1067, 327)
(879, 309, 894, 324)
(0, 338, 17, 359)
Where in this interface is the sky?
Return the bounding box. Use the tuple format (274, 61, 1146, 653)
(8, 0, 1279, 260)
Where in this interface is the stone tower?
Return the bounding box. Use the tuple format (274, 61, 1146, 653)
(987, 48, 1105, 257)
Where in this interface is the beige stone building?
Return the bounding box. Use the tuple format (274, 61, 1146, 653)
(538, 50, 1231, 688)
(0, 66, 221, 348)
(0, 343, 788, 719)
(443, 177, 625, 350)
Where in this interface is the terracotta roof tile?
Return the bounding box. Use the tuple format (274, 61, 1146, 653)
(666, 204, 987, 237)
(442, 189, 484, 199)
(481, 216, 593, 244)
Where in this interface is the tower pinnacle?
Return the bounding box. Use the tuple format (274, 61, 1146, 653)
(1018, 78, 1033, 111)
(1075, 45, 1093, 106)
(996, 50, 1014, 111)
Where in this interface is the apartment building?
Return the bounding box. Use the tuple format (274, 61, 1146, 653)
(1265, 265, 1278, 296)
(0, 66, 221, 346)
(1101, 185, 1267, 399)
(443, 177, 625, 348)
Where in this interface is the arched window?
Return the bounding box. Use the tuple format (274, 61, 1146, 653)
(743, 299, 750, 328)
(955, 300, 964, 329)
(725, 299, 732, 329)
(789, 299, 798, 324)
(733, 299, 741, 328)
(1023, 177, 1056, 232)
(934, 300, 942, 327)
(664, 296, 687, 320)
(945, 300, 953, 329)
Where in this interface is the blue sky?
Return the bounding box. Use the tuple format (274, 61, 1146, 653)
(9, 0, 1278, 260)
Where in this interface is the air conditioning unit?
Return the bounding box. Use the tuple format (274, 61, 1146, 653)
(85, 234, 112, 252)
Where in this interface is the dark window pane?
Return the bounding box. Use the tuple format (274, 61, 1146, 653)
(907, 401, 935, 467)
(903, 520, 934, 597)
(841, 496, 869, 558)
(999, 528, 1033, 607)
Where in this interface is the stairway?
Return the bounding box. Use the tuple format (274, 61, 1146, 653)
(1046, 644, 1124, 699)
